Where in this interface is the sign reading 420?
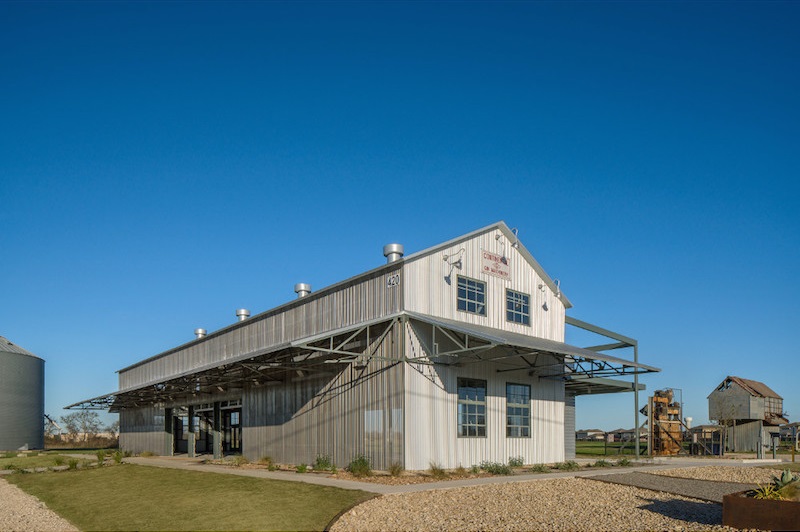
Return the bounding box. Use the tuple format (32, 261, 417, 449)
(386, 274, 400, 288)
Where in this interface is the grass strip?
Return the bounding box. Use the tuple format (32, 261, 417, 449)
(8, 464, 372, 531)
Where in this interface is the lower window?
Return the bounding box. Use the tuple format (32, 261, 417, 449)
(506, 383, 531, 437)
(457, 378, 487, 437)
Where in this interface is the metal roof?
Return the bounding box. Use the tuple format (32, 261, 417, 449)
(0, 336, 42, 360)
(68, 311, 657, 410)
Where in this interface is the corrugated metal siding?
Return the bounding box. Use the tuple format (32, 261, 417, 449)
(403, 231, 565, 342)
(404, 323, 565, 470)
(120, 268, 402, 389)
(120, 406, 165, 454)
(242, 322, 404, 470)
(564, 393, 576, 459)
(0, 351, 44, 451)
(727, 420, 762, 452)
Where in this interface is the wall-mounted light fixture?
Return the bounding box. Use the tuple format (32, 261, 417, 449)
(443, 248, 465, 284)
(495, 234, 508, 264)
(511, 228, 520, 249)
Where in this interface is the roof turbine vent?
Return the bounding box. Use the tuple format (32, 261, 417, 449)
(383, 243, 404, 263)
(236, 309, 250, 322)
(294, 283, 312, 298)
(194, 328, 207, 339)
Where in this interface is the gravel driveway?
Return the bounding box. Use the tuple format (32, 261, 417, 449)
(0, 478, 77, 532)
(330, 476, 735, 531)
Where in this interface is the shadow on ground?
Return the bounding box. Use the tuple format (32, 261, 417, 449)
(638, 497, 722, 526)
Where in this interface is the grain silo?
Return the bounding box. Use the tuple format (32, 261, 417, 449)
(0, 336, 44, 450)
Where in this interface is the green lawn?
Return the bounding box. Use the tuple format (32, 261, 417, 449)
(7, 464, 373, 531)
(575, 440, 644, 456)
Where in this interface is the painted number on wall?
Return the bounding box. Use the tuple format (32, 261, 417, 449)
(386, 274, 400, 288)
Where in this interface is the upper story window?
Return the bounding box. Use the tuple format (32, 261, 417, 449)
(458, 378, 487, 437)
(457, 276, 486, 316)
(506, 289, 530, 325)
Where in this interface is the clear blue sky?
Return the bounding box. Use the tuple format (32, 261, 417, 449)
(1, 1, 797, 431)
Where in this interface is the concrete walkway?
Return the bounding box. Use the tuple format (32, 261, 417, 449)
(123, 455, 783, 495)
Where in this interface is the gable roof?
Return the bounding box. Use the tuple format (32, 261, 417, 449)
(712, 376, 782, 399)
(404, 221, 572, 308)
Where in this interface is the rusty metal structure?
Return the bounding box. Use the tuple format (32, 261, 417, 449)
(645, 388, 685, 456)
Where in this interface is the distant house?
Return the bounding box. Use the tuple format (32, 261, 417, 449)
(708, 376, 787, 453)
(780, 422, 800, 441)
(575, 429, 604, 441)
(606, 428, 645, 442)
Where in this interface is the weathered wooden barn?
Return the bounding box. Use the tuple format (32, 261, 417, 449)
(708, 375, 787, 453)
(69, 222, 658, 469)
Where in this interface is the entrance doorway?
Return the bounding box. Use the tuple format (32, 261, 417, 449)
(223, 409, 242, 454)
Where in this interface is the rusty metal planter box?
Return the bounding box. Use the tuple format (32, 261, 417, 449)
(722, 491, 800, 530)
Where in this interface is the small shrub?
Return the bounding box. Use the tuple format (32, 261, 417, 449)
(67, 459, 79, 470)
(123, 450, 133, 458)
(346, 455, 372, 478)
(139, 451, 155, 457)
(429, 462, 448, 480)
(53, 456, 65, 467)
(96, 450, 106, 466)
(113, 451, 123, 464)
(470, 464, 480, 474)
(388, 462, 404, 477)
(313, 454, 334, 471)
(267, 464, 277, 471)
(554, 461, 580, 471)
(258, 456, 273, 467)
(296, 463, 308, 473)
(453, 465, 468, 477)
(616, 457, 631, 467)
(529, 464, 550, 473)
(593, 459, 612, 468)
(480, 461, 513, 475)
(231, 455, 249, 467)
(508, 456, 524, 468)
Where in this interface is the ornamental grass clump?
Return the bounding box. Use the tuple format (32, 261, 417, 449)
(508, 456, 524, 467)
(553, 460, 580, 471)
(313, 454, 334, 471)
(428, 462, 448, 480)
(593, 459, 612, 468)
(388, 462, 404, 477)
(529, 464, 550, 473)
(346, 455, 372, 478)
(480, 461, 513, 475)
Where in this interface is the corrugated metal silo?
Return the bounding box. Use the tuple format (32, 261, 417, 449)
(0, 337, 45, 450)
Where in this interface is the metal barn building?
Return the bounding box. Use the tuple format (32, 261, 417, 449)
(708, 375, 787, 454)
(69, 222, 658, 469)
(0, 337, 45, 451)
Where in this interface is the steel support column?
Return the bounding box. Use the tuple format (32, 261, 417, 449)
(634, 344, 640, 458)
(164, 407, 174, 457)
(187, 405, 195, 458)
(212, 401, 222, 459)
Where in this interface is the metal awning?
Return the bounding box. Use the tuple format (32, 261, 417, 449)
(404, 311, 658, 395)
(66, 311, 658, 411)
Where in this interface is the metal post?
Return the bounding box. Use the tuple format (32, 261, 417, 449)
(187, 405, 195, 458)
(164, 407, 173, 457)
(634, 344, 639, 458)
(212, 402, 222, 459)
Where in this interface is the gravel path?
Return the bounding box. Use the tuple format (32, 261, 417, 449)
(330, 477, 734, 531)
(649, 465, 777, 484)
(590, 471, 753, 503)
(0, 478, 77, 532)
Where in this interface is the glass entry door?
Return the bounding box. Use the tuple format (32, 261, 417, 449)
(223, 409, 242, 454)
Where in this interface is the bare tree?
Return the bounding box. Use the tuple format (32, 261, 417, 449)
(61, 411, 103, 442)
